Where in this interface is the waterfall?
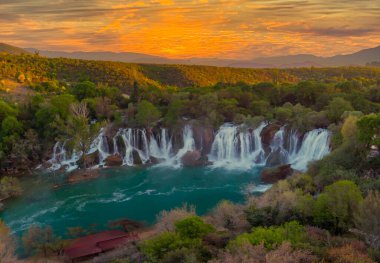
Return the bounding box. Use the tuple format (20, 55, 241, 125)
(149, 128, 173, 160)
(155, 125, 196, 168)
(88, 129, 110, 165)
(47, 141, 79, 172)
(45, 122, 331, 172)
(266, 126, 288, 164)
(289, 129, 330, 171)
(115, 129, 150, 166)
(208, 122, 267, 169)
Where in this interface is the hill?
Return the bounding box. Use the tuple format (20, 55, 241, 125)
(25, 45, 380, 68)
(2, 53, 380, 93)
(0, 43, 29, 55)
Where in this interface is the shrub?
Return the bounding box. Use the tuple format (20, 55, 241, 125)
(231, 221, 306, 250)
(156, 204, 196, 233)
(175, 216, 215, 239)
(209, 242, 266, 263)
(327, 243, 375, 263)
(140, 232, 183, 262)
(206, 200, 249, 233)
(354, 191, 380, 249)
(265, 242, 317, 263)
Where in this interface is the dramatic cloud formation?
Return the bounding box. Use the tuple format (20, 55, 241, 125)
(1, 0, 379, 59)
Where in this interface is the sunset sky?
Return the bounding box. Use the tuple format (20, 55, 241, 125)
(1, 0, 379, 59)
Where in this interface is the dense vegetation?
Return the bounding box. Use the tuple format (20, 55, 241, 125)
(0, 53, 380, 262)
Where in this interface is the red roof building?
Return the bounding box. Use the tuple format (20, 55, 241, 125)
(64, 230, 138, 262)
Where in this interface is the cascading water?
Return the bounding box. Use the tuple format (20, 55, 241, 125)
(208, 122, 267, 169)
(89, 129, 110, 166)
(46, 123, 331, 172)
(47, 141, 79, 172)
(289, 129, 330, 171)
(154, 125, 196, 168)
(149, 128, 173, 160)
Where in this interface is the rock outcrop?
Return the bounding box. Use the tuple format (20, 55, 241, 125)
(105, 155, 123, 167)
(260, 164, 294, 184)
(260, 123, 281, 147)
(181, 150, 203, 167)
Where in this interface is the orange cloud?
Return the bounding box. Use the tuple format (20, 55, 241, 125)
(0, 0, 379, 59)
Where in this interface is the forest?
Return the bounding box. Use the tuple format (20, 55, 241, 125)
(0, 53, 380, 262)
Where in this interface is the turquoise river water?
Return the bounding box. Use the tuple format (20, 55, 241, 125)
(1, 166, 267, 238)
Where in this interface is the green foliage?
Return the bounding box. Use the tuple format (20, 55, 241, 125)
(0, 100, 17, 121)
(251, 100, 271, 116)
(135, 100, 161, 127)
(245, 206, 277, 227)
(357, 113, 380, 147)
(71, 81, 97, 100)
(141, 232, 184, 262)
(175, 216, 215, 239)
(1, 116, 23, 136)
(231, 221, 306, 249)
(315, 180, 363, 233)
(326, 97, 354, 122)
(274, 107, 293, 123)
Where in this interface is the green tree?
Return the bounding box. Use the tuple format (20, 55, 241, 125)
(71, 81, 98, 101)
(251, 100, 270, 116)
(319, 180, 363, 233)
(175, 216, 214, 239)
(141, 232, 183, 262)
(1, 116, 23, 136)
(165, 99, 184, 125)
(357, 113, 380, 147)
(326, 97, 354, 122)
(135, 100, 161, 127)
(131, 81, 140, 103)
(0, 100, 17, 122)
(64, 102, 104, 168)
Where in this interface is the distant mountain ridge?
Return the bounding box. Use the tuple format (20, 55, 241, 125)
(0, 43, 365, 68)
(26, 45, 380, 68)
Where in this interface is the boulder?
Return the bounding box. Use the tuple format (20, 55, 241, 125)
(181, 150, 203, 167)
(260, 123, 282, 147)
(105, 154, 123, 167)
(260, 164, 294, 184)
(68, 169, 100, 184)
(265, 149, 287, 167)
(82, 150, 100, 168)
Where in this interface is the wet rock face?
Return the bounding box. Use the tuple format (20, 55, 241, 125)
(260, 123, 282, 147)
(260, 164, 294, 184)
(83, 150, 100, 168)
(265, 149, 287, 167)
(132, 149, 143, 165)
(192, 125, 215, 156)
(105, 154, 123, 167)
(181, 150, 203, 167)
